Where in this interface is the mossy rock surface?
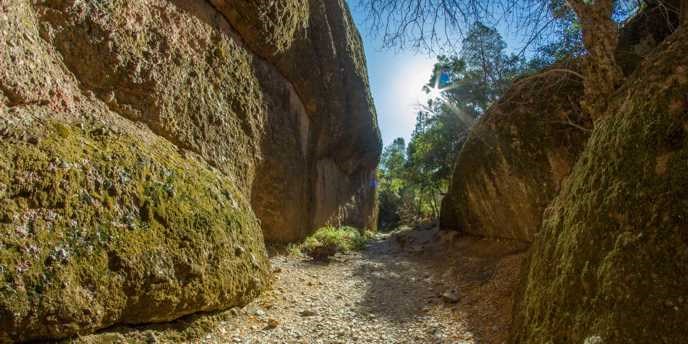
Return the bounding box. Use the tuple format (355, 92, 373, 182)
(0, 121, 269, 342)
(1, 0, 380, 341)
(512, 28, 688, 343)
(440, 67, 588, 241)
(37, 0, 266, 193)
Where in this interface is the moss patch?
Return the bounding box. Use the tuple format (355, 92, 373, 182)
(0, 121, 269, 342)
(37, 0, 266, 193)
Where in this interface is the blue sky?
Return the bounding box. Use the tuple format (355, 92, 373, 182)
(347, 2, 542, 148)
(348, 3, 437, 147)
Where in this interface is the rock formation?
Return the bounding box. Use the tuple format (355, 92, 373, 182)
(512, 27, 688, 343)
(0, 0, 380, 341)
(439, 69, 588, 241)
(440, 3, 681, 242)
(439, 5, 687, 341)
(212, 0, 381, 241)
(213, 0, 381, 242)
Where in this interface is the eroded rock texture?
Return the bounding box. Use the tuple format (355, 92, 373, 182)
(214, 0, 382, 241)
(0, 0, 380, 341)
(439, 69, 588, 241)
(512, 27, 688, 343)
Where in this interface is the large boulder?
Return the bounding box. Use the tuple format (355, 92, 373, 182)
(440, 69, 588, 241)
(439, 2, 682, 242)
(0, 1, 271, 341)
(512, 28, 688, 343)
(0, 0, 380, 340)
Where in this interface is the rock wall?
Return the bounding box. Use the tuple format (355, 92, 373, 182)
(439, 69, 588, 241)
(512, 27, 688, 343)
(214, 0, 382, 241)
(0, 0, 380, 341)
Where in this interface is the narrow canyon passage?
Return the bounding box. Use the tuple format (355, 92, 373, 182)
(3, 0, 687, 342)
(78, 229, 528, 343)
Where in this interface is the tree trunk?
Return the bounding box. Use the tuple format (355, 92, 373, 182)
(682, 0, 688, 26)
(567, 0, 624, 121)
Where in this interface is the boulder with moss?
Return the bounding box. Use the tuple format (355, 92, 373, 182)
(512, 27, 688, 343)
(0, 0, 379, 340)
(0, 120, 270, 342)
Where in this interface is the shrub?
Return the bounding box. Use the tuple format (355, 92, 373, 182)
(298, 226, 371, 261)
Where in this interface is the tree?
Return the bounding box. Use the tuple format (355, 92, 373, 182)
(377, 138, 407, 230)
(379, 138, 407, 183)
(376, 23, 533, 229)
(358, 0, 686, 121)
(566, 0, 624, 118)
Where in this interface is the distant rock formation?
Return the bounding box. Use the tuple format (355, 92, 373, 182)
(0, 0, 380, 341)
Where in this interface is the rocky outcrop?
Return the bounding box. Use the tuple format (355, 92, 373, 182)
(439, 69, 588, 241)
(512, 27, 688, 343)
(214, 0, 382, 241)
(440, 3, 682, 242)
(0, 0, 379, 341)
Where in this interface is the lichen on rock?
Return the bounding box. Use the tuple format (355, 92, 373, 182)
(512, 27, 688, 343)
(0, 120, 270, 342)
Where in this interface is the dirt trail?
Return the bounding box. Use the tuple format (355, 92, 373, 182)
(211, 229, 527, 344)
(71, 229, 527, 344)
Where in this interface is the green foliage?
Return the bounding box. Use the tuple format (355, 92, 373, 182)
(530, 0, 585, 67)
(297, 226, 371, 260)
(377, 22, 538, 230)
(377, 139, 408, 229)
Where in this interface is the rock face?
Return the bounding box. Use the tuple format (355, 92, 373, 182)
(214, 0, 382, 241)
(440, 69, 589, 241)
(439, 3, 681, 242)
(0, 0, 379, 341)
(512, 28, 688, 343)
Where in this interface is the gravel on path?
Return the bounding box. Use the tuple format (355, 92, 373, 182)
(68, 228, 527, 344)
(208, 228, 527, 344)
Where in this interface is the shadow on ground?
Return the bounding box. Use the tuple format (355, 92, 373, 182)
(351, 228, 529, 343)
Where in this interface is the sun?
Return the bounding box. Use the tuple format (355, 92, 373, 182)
(394, 56, 437, 106)
(426, 86, 443, 101)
